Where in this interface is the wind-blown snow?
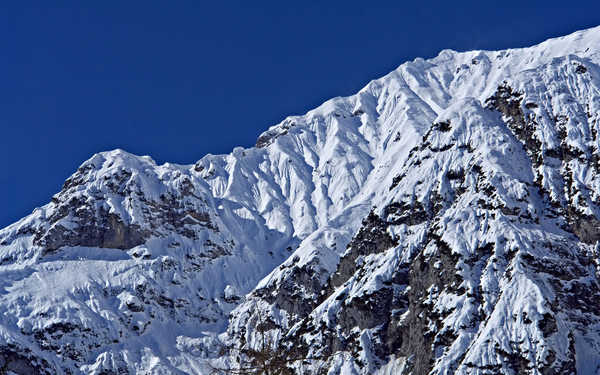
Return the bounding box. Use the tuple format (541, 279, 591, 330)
(1, 25, 600, 374)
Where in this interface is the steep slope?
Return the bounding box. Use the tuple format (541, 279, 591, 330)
(222, 27, 600, 375)
(1, 26, 600, 374)
(0, 55, 428, 373)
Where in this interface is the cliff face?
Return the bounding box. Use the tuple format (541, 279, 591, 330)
(2, 26, 600, 374)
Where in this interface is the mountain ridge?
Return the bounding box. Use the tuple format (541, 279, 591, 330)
(2, 25, 600, 374)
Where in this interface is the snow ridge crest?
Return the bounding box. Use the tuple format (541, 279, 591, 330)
(1, 25, 600, 374)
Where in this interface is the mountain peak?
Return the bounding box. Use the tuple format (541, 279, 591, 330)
(2, 26, 600, 374)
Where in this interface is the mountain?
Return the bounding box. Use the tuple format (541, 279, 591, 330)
(2, 26, 600, 374)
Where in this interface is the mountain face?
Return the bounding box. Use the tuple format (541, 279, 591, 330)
(2, 27, 600, 375)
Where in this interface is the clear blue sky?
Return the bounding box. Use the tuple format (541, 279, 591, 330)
(1, 2, 598, 228)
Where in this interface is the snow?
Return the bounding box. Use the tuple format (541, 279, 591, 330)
(1, 25, 600, 374)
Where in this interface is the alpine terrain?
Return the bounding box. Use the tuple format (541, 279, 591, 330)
(2, 26, 600, 374)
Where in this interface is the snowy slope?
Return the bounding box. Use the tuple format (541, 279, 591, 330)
(1, 25, 600, 374)
(222, 26, 600, 375)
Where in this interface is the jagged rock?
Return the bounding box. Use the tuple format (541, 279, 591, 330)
(3, 26, 600, 375)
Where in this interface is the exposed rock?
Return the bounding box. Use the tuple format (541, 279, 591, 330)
(4, 26, 600, 375)
(0, 345, 54, 375)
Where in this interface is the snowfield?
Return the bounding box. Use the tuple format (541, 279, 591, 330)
(2, 25, 600, 374)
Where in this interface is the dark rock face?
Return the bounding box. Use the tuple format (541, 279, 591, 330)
(228, 209, 407, 372)
(328, 211, 398, 291)
(395, 232, 463, 375)
(254, 257, 326, 317)
(0, 345, 54, 375)
(256, 132, 282, 148)
(575, 64, 587, 74)
(255, 120, 295, 148)
(383, 201, 429, 226)
(29, 163, 219, 254)
(486, 83, 600, 244)
(34, 206, 150, 253)
(485, 83, 542, 164)
(248, 209, 401, 329)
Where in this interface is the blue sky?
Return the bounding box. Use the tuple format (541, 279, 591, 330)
(1, 2, 599, 228)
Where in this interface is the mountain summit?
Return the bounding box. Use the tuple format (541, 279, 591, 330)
(2, 26, 600, 374)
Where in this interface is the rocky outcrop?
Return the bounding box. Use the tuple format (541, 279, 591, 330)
(328, 211, 398, 291)
(3, 26, 600, 375)
(34, 205, 150, 253)
(486, 82, 600, 245)
(0, 345, 54, 375)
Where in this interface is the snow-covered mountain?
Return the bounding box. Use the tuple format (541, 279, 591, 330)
(2, 26, 600, 374)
